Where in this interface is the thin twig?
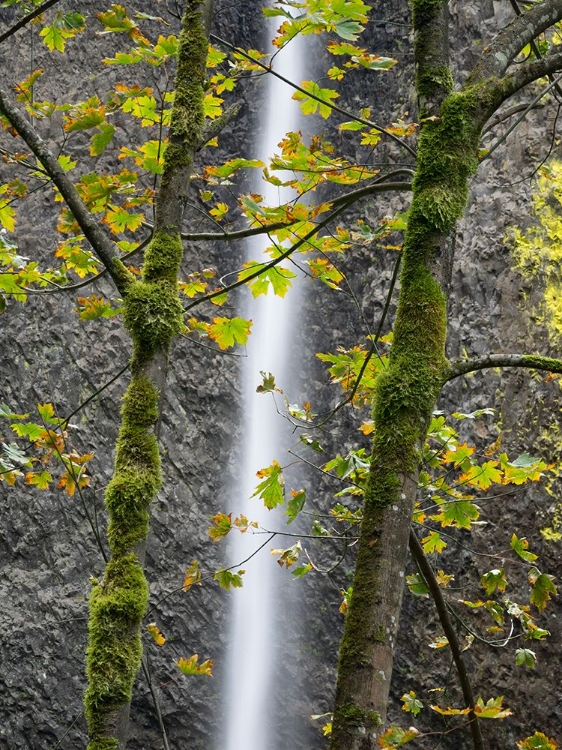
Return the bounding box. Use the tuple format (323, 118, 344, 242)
(145, 533, 278, 618)
(62, 363, 130, 427)
(409, 529, 484, 750)
(141, 657, 171, 750)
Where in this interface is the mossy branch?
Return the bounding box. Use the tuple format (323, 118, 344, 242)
(200, 101, 242, 147)
(445, 353, 562, 381)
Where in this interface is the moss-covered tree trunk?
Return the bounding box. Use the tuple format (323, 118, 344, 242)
(329, 3, 481, 747)
(330, 0, 562, 746)
(84, 2, 211, 748)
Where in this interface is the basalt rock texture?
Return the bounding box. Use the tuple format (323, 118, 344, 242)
(0, 2, 561, 750)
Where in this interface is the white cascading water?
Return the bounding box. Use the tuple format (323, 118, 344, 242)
(223, 17, 305, 750)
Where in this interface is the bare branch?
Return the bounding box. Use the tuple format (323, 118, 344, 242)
(152, 171, 412, 243)
(482, 72, 562, 157)
(0, 87, 127, 293)
(0, 0, 63, 45)
(445, 353, 562, 381)
(482, 101, 544, 134)
(409, 529, 484, 750)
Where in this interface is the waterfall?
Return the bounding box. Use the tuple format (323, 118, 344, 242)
(223, 16, 305, 750)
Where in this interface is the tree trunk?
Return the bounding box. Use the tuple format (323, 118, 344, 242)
(84, 2, 211, 747)
(330, 2, 483, 746)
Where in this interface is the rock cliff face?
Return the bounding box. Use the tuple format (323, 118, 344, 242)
(0, 2, 560, 749)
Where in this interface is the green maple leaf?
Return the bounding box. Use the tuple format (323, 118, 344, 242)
(481, 568, 507, 595)
(459, 460, 503, 490)
(528, 567, 557, 611)
(517, 731, 558, 750)
(214, 569, 245, 590)
(401, 690, 423, 716)
(103, 206, 144, 234)
(293, 81, 339, 119)
(421, 530, 447, 554)
(207, 513, 232, 542)
(90, 123, 116, 156)
(515, 648, 536, 668)
(435, 498, 480, 529)
(474, 696, 512, 719)
(25, 470, 52, 489)
(245, 264, 296, 298)
(406, 573, 429, 598)
(208, 316, 251, 349)
(378, 725, 420, 748)
(510, 534, 538, 563)
(286, 488, 306, 523)
(252, 460, 284, 509)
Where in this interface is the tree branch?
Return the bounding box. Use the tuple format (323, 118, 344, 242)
(409, 530, 484, 750)
(0, 87, 127, 293)
(508, 0, 562, 98)
(209, 33, 417, 158)
(498, 53, 562, 102)
(0, 0, 63, 45)
(199, 101, 242, 147)
(481, 72, 562, 157)
(166, 171, 413, 243)
(469, 0, 562, 83)
(482, 101, 544, 134)
(183, 176, 412, 310)
(444, 353, 562, 381)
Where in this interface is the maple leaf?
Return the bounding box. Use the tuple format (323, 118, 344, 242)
(207, 512, 232, 542)
(183, 560, 201, 591)
(378, 725, 420, 748)
(177, 654, 213, 676)
(517, 732, 558, 750)
(208, 317, 252, 350)
(528, 567, 557, 611)
(473, 696, 512, 719)
(421, 531, 447, 554)
(252, 460, 284, 509)
(25, 470, 52, 489)
(458, 460, 503, 490)
(401, 691, 423, 716)
(293, 81, 339, 119)
(510, 534, 538, 563)
(214, 569, 244, 590)
(147, 623, 166, 646)
(76, 295, 122, 320)
(271, 541, 301, 568)
(481, 568, 507, 595)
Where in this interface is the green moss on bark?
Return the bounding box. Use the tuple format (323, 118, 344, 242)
(85, 555, 148, 737)
(143, 233, 183, 283)
(123, 280, 183, 356)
